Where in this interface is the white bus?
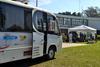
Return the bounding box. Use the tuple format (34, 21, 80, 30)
(0, 0, 62, 64)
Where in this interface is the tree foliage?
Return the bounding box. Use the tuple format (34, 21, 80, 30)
(83, 7, 100, 17)
(72, 12, 77, 16)
(58, 11, 71, 15)
(58, 11, 82, 17)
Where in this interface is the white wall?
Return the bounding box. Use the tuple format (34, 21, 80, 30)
(88, 18, 100, 30)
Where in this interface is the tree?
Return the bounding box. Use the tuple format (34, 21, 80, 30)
(65, 11, 71, 15)
(58, 11, 71, 15)
(58, 11, 82, 17)
(83, 7, 100, 17)
(77, 12, 82, 17)
(72, 12, 77, 16)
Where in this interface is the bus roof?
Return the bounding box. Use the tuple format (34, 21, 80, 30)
(0, 0, 33, 9)
(0, 0, 56, 17)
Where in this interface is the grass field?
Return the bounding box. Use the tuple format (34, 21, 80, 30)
(30, 41, 100, 67)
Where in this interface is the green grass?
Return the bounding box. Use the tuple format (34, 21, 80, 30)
(97, 35, 100, 37)
(31, 41, 100, 67)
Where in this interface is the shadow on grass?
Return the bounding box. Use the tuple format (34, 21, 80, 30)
(0, 57, 55, 67)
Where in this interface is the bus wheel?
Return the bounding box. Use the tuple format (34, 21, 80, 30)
(47, 48, 55, 59)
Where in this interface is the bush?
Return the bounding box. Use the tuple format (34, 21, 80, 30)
(97, 35, 100, 40)
(62, 35, 67, 42)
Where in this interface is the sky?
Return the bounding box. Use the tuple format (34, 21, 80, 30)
(29, 0, 100, 13)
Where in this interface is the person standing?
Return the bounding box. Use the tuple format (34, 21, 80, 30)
(69, 32, 73, 43)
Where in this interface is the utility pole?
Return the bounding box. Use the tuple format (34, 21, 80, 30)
(36, 0, 38, 7)
(79, 0, 81, 12)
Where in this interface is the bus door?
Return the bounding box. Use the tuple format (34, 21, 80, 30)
(32, 32, 44, 58)
(32, 11, 47, 58)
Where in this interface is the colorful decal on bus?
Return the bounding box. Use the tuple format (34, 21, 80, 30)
(20, 35, 27, 41)
(3, 35, 18, 40)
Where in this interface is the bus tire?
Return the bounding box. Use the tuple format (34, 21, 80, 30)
(47, 47, 55, 59)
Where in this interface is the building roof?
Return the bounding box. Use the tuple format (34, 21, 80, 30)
(56, 14, 100, 20)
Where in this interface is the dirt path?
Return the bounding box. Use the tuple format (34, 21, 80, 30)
(62, 43, 88, 48)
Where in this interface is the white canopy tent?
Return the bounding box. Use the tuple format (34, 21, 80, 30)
(68, 25, 97, 42)
(68, 25, 96, 33)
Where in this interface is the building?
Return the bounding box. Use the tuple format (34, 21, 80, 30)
(56, 14, 100, 34)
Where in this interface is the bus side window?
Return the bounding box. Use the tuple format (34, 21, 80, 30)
(2, 4, 24, 32)
(47, 14, 59, 35)
(0, 6, 5, 31)
(24, 9, 32, 32)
